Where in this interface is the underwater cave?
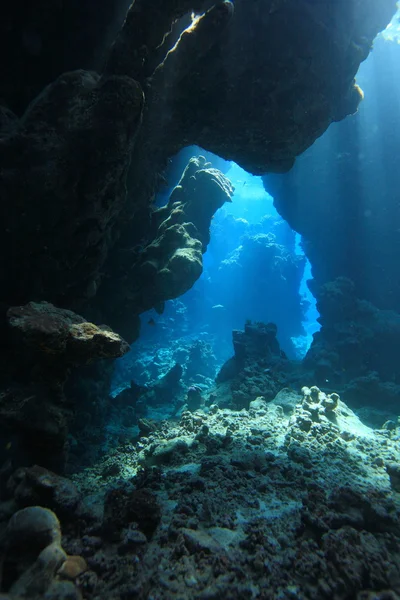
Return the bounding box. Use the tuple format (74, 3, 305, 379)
(1, 1, 400, 599)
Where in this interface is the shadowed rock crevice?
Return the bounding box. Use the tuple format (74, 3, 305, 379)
(0, 71, 144, 308)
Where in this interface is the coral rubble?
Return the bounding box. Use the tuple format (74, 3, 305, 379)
(0, 385, 395, 599)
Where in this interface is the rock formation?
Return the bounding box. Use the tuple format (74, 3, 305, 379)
(1, 0, 394, 343)
(302, 278, 400, 409)
(0, 7, 398, 598)
(216, 321, 292, 409)
(0, 302, 129, 471)
(263, 30, 400, 406)
(96, 156, 233, 337)
(0, 385, 395, 598)
(0, 505, 85, 599)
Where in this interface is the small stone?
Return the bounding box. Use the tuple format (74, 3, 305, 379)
(181, 528, 222, 554)
(150, 438, 190, 465)
(43, 580, 82, 600)
(382, 420, 397, 431)
(323, 393, 339, 412)
(386, 462, 400, 492)
(185, 574, 198, 588)
(301, 386, 312, 397)
(119, 527, 148, 554)
(249, 397, 267, 411)
(58, 555, 87, 580)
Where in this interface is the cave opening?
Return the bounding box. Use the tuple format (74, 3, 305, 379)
(156, 153, 318, 356)
(111, 151, 320, 406)
(112, 24, 400, 413)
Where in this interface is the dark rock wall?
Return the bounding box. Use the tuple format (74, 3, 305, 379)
(0, 0, 132, 115)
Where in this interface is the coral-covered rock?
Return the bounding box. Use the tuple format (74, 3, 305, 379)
(216, 321, 289, 408)
(386, 463, 400, 493)
(0, 506, 84, 599)
(42, 381, 400, 598)
(7, 465, 81, 519)
(3, 303, 129, 472)
(7, 302, 130, 364)
(100, 156, 233, 322)
(303, 278, 400, 405)
(287, 386, 374, 443)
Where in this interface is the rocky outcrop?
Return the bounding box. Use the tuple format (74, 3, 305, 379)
(7, 302, 129, 365)
(136, 0, 396, 173)
(0, 0, 396, 471)
(97, 156, 233, 333)
(0, 0, 395, 340)
(104, 0, 213, 82)
(0, 72, 144, 309)
(0, 506, 85, 599)
(0, 302, 129, 471)
(216, 321, 291, 408)
(302, 278, 400, 408)
(6, 466, 81, 519)
(27, 384, 400, 599)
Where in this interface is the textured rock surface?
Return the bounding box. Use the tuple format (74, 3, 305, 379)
(216, 321, 293, 408)
(98, 156, 233, 332)
(0, 506, 84, 599)
(52, 385, 400, 598)
(138, 0, 396, 173)
(1, 303, 129, 471)
(302, 278, 400, 407)
(104, 0, 212, 81)
(7, 302, 130, 364)
(0, 0, 395, 344)
(7, 465, 81, 518)
(0, 72, 143, 308)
